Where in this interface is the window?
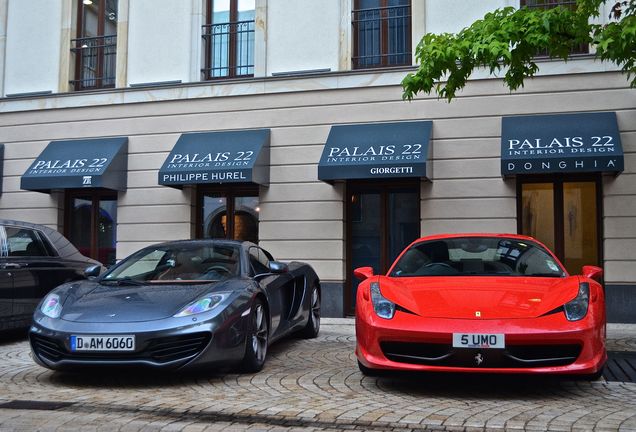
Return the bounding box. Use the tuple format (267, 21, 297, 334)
(390, 237, 565, 278)
(71, 0, 118, 90)
(4, 227, 51, 257)
(65, 190, 118, 266)
(202, 0, 255, 79)
(352, 0, 411, 69)
(518, 176, 601, 275)
(520, 0, 589, 55)
(249, 247, 271, 275)
(197, 186, 259, 243)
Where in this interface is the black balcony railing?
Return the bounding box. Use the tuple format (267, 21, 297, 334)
(202, 20, 255, 79)
(70, 35, 117, 90)
(521, 0, 589, 55)
(352, 4, 411, 69)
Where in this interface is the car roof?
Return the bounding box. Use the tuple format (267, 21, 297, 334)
(0, 219, 97, 263)
(144, 239, 255, 249)
(412, 233, 540, 243)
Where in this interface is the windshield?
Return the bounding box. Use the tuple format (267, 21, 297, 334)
(390, 237, 566, 277)
(102, 243, 241, 283)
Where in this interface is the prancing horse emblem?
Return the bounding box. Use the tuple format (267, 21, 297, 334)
(474, 353, 484, 366)
(475, 311, 481, 317)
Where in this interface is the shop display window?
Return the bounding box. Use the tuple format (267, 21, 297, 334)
(197, 186, 259, 243)
(518, 176, 601, 275)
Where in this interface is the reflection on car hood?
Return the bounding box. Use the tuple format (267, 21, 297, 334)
(59, 280, 229, 323)
(378, 275, 580, 319)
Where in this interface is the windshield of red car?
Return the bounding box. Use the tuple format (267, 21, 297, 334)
(101, 244, 241, 283)
(390, 237, 566, 277)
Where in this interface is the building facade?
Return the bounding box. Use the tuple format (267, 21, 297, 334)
(0, 0, 634, 321)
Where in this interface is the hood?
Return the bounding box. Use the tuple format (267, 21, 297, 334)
(59, 280, 231, 323)
(378, 275, 580, 319)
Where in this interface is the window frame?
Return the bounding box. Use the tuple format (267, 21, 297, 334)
(248, 246, 271, 276)
(203, 0, 255, 80)
(345, 179, 421, 314)
(352, 0, 412, 70)
(64, 189, 118, 265)
(196, 185, 260, 241)
(72, 0, 118, 91)
(519, 0, 590, 56)
(3, 226, 53, 258)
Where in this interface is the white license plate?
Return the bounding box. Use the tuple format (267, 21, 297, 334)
(70, 335, 135, 352)
(452, 333, 505, 349)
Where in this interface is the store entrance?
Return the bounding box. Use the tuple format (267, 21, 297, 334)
(518, 175, 601, 275)
(346, 181, 420, 314)
(65, 190, 118, 267)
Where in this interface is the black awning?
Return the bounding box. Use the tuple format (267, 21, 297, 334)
(501, 112, 624, 176)
(158, 129, 270, 187)
(318, 121, 433, 182)
(21, 137, 128, 193)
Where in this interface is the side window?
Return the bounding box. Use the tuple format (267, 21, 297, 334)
(249, 247, 269, 275)
(5, 227, 50, 257)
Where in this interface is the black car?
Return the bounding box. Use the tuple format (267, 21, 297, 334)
(29, 239, 321, 372)
(0, 219, 101, 331)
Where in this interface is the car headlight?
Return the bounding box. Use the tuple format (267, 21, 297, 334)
(370, 282, 395, 319)
(41, 293, 62, 319)
(564, 283, 589, 321)
(174, 293, 228, 317)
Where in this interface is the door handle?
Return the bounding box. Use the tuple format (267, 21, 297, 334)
(2, 263, 22, 269)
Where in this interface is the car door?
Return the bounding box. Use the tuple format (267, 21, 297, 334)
(249, 246, 293, 339)
(0, 226, 15, 330)
(3, 225, 81, 324)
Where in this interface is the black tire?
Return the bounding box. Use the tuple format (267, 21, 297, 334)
(298, 285, 320, 339)
(582, 366, 605, 381)
(357, 360, 382, 376)
(240, 299, 269, 373)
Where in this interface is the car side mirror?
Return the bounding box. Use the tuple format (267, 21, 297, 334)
(84, 264, 101, 278)
(582, 265, 603, 281)
(354, 266, 374, 281)
(269, 261, 288, 274)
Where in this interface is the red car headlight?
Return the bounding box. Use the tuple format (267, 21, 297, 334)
(370, 282, 395, 319)
(564, 283, 589, 321)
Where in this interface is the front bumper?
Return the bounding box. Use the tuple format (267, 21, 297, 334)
(356, 309, 606, 375)
(29, 312, 248, 371)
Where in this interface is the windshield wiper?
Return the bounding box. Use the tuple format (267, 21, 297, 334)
(100, 277, 146, 286)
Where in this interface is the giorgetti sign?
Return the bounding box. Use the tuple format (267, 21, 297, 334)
(501, 112, 624, 176)
(318, 121, 433, 181)
(20, 137, 128, 193)
(158, 129, 270, 187)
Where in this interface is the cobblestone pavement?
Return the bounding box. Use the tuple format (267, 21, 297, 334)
(0, 321, 634, 432)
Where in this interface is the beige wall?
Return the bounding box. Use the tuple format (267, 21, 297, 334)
(0, 71, 634, 286)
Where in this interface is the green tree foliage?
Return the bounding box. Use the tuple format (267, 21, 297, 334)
(402, 0, 636, 101)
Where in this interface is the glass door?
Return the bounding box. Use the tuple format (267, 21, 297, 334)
(66, 191, 118, 266)
(197, 186, 260, 243)
(519, 176, 601, 275)
(346, 182, 419, 313)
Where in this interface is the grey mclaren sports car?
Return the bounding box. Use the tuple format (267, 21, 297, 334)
(29, 240, 320, 372)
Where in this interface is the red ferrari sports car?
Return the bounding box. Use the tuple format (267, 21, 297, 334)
(355, 234, 606, 378)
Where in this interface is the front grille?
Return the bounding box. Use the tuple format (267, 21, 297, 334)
(31, 333, 211, 365)
(31, 335, 65, 361)
(380, 341, 581, 368)
(146, 334, 211, 363)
